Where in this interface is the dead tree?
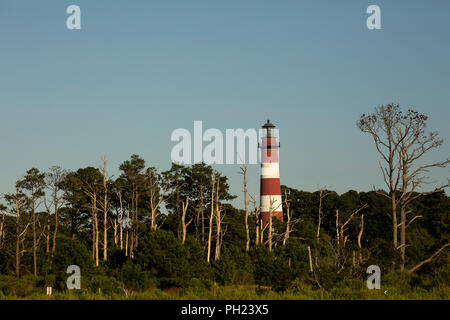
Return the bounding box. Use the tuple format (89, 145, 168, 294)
(316, 188, 331, 244)
(0, 204, 6, 248)
(214, 177, 222, 260)
(206, 174, 215, 263)
(45, 166, 67, 257)
(4, 185, 28, 277)
(125, 203, 130, 257)
(358, 105, 404, 250)
(81, 181, 100, 267)
(408, 243, 450, 273)
(268, 197, 282, 251)
(249, 192, 261, 246)
(146, 168, 168, 231)
(359, 105, 449, 271)
(394, 109, 450, 270)
(335, 204, 368, 271)
(283, 188, 300, 246)
(239, 164, 250, 252)
(307, 246, 313, 272)
(118, 190, 124, 249)
(100, 157, 109, 261)
(181, 197, 192, 244)
(357, 214, 364, 264)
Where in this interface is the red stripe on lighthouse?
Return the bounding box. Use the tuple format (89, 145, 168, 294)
(260, 178, 281, 195)
(262, 149, 278, 163)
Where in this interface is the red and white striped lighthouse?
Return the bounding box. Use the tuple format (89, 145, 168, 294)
(260, 120, 283, 227)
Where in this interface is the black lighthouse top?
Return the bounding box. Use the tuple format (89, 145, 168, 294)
(262, 120, 275, 137)
(262, 119, 275, 129)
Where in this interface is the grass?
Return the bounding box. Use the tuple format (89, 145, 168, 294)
(1, 284, 449, 300)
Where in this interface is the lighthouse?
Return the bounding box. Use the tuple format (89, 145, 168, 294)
(260, 120, 283, 227)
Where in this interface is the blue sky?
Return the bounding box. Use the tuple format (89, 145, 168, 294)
(0, 0, 449, 208)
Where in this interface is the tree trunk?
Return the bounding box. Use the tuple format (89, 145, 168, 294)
(260, 218, 264, 246)
(307, 246, 313, 272)
(46, 217, 50, 254)
(200, 189, 204, 243)
(119, 191, 123, 249)
(103, 159, 108, 261)
(181, 198, 190, 244)
(94, 194, 99, 267)
(316, 190, 323, 243)
(255, 208, 260, 246)
(242, 165, 250, 252)
(135, 188, 139, 250)
(32, 201, 37, 277)
(392, 196, 398, 249)
(400, 206, 406, 271)
(15, 191, 21, 277)
(268, 199, 273, 251)
(358, 214, 364, 264)
(52, 191, 59, 255)
(214, 178, 221, 260)
(113, 219, 118, 245)
(283, 189, 291, 246)
(0, 209, 5, 248)
(206, 175, 215, 263)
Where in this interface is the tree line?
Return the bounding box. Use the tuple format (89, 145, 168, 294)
(0, 104, 448, 293)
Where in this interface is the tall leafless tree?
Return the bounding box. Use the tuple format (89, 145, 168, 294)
(394, 109, 450, 270)
(206, 174, 215, 263)
(358, 104, 404, 250)
(181, 197, 192, 244)
(239, 164, 250, 252)
(316, 188, 331, 244)
(45, 166, 67, 257)
(359, 105, 449, 270)
(4, 184, 28, 276)
(214, 177, 222, 260)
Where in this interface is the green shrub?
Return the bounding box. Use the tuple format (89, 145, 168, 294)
(86, 275, 123, 295)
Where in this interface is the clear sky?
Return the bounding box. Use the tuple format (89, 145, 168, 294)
(1, 0, 449, 208)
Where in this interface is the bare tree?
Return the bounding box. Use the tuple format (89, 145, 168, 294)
(307, 246, 313, 272)
(18, 168, 46, 277)
(283, 188, 300, 246)
(4, 184, 28, 276)
(125, 203, 130, 257)
(214, 177, 222, 260)
(394, 109, 449, 270)
(408, 243, 450, 273)
(267, 197, 282, 251)
(118, 189, 124, 249)
(45, 166, 67, 257)
(359, 105, 449, 270)
(335, 204, 368, 271)
(239, 164, 250, 252)
(206, 174, 215, 263)
(357, 214, 364, 264)
(0, 203, 6, 249)
(316, 188, 331, 244)
(79, 178, 100, 266)
(146, 167, 168, 230)
(100, 157, 109, 261)
(249, 192, 260, 246)
(181, 197, 192, 244)
(358, 104, 404, 249)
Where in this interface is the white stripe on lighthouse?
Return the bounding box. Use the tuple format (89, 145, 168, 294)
(260, 195, 283, 212)
(261, 163, 280, 178)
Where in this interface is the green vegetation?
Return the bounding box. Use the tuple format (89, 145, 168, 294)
(0, 105, 449, 300)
